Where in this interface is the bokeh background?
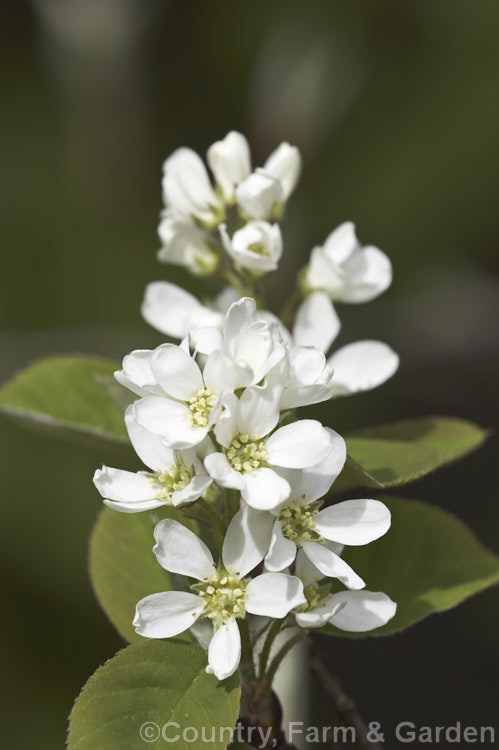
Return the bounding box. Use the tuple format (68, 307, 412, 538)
(1, 1, 499, 748)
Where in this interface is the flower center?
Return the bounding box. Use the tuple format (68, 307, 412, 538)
(294, 581, 331, 613)
(225, 433, 267, 473)
(192, 568, 248, 628)
(248, 241, 270, 257)
(279, 500, 323, 546)
(150, 458, 193, 503)
(188, 389, 216, 428)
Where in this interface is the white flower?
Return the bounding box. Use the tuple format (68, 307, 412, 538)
(262, 433, 391, 589)
(207, 131, 251, 202)
(305, 221, 392, 303)
(220, 221, 283, 274)
(192, 297, 286, 388)
(133, 515, 306, 680)
(93, 409, 211, 512)
(292, 293, 399, 397)
(162, 148, 224, 227)
(292, 551, 396, 631)
(204, 383, 332, 510)
(132, 344, 239, 448)
(263, 142, 302, 201)
(141, 282, 231, 340)
(157, 213, 218, 275)
(235, 168, 283, 220)
(267, 344, 335, 411)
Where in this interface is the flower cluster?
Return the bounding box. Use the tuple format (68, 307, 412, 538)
(94, 132, 398, 681)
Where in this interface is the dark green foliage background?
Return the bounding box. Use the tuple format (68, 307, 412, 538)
(1, 1, 499, 747)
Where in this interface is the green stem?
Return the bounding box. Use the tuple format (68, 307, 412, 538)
(258, 618, 284, 678)
(279, 286, 305, 328)
(195, 498, 226, 548)
(238, 618, 255, 680)
(221, 269, 251, 297)
(265, 629, 307, 689)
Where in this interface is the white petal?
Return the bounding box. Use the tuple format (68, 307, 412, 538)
(222, 505, 274, 577)
(328, 591, 397, 632)
(204, 452, 244, 490)
(189, 618, 214, 650)
(150, 344, 203, 400)
(213, 393, 239, 448)
(235, 168, 283, 220)
(114, 349, 157, 397)
(339, 245, 392, 303)
(293, 293, 340, 352)
(241, 468, 291, 510)
(295, 599, 345, 629)
(278, 427, 346, 504)
(266, 420, 331, 468)
(93, 466, 155, 503)
(156, 217, 217, 274)
(223, 297, 256, 355)
(246, 573, 306, 617)
(162, 147, 221, 224)
(141, 281, 201, 339)
(207, 618, 241, 680)
(191, 326, 223, 355)
(153, 519, 214, 580)
(294, 549, 323, 586)
(237, 383, 281, 438)
(323, 222, 359, 265)
(203, 351, 238, 394)
(207, 131, 251, 200)
(134, 591, 203, 638)
(103, 498, 165, 513)
(133, 397, 206, 448)
(264, 142, 301, 200)
(314, 499, 391, 546)
(302, 542, 365, 590)
(171, 475, 213, 507)
(125, 407, 174, 471)
(328, 341, 399, 397)
(264, 521, 297, 572)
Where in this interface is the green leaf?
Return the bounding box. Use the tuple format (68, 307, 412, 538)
(0, 356, 128, 445)
(90, 507, 196, 644)
(68, 641, 241, 750)
(323, 496, 499, 637)
(334, 416, 487, 491)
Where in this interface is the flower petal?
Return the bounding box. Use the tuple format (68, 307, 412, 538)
(302, 542, 365, 590)
(114, 349, 158, 397)
(191, 326, 223, 355)
(328, 591, 397, 632)
(222, 505, 274, 577)
(246, 573, 306, 617)
(204, 452, 244, 490)
(207, 131, 251, 201)
(203, 351, 238, 395)
(293, 292, 340, 352)
(264, 142, 301, 200)
(134, 591, 203, 639)
(93, 466, 155, 503)
(314, 499, 391, 546)
(141, 281, 201, 339)
(207, 618, 241, 680)
(125, 407, 174, 471)
(266, 420, 331, 469)
(133, 397, 206, 448)
(241, 468, 290, 510)
(171, 475, 213, 507)
(237, 383, 281, 438)
(150, 344, 203, 400)
(295, 599, 345, 629)
(339, 245, 392, 303)
(235, 168, 283, 220)
(153, 519, 214, 580)
(328, 340, 399, 397)
(264, 521, 297, 572)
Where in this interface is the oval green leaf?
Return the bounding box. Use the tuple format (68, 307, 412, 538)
(68, 641, 241, 750)
(323, 496, 499, 636)
(90, 507, 196, 644)
(0, 356, 128, 445)
(334, 416, 487, 491)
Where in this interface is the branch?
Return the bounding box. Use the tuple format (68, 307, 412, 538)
(310, 648, 383, 750)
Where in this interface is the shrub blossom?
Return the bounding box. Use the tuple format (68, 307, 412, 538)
(94, 131, 398, 681)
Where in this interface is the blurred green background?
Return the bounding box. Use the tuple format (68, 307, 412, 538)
(2, 1, 499, 747)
